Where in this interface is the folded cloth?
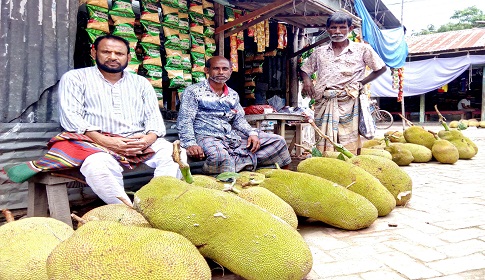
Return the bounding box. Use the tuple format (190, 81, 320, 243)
(4, 132, 154, 183)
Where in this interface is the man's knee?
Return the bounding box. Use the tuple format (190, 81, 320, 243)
(80, 152, 122, 175)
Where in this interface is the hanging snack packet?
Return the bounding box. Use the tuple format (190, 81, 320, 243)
(161, 4, 179, 27)
(202, 0, 214, 18)
(178, 0, 188, 11)
(189, 12, 204, 35)
(180, 53, 192, 71)
(140, 11, 160, 24)
(111, 0, 135, 17)
(141, 32, 161, 46)
(237, 30, 244, 51)
(140, 0, 159, 14)
(162, 25, 180, 49)
(167, 69, 185, 88)
(179, 32, 191, 50)
(146, 76, 163, 95)
(189, 3, 204, 15)
(86, 29, 108, 44)
(204, 25, 215, 37)
(110, 13, 137, 40)
(203, 16, 215, 27)
(86, 0, 108, 9)
(190, 34, 205, 54)
(86, 4, 109, 33)
(125, 37, 140, 62)
(277, 23, 287, 49)
(192, 71, 206, 83)
(143, 58, 163, 78)
(140, 19, 161, 36)
(183, 72, 193, 87)
(140, 42, 160, 58)
(126, 61, 141, 74)
(179, 12, 189, 30)
(204, 37, 216, 56)
(191, 52, 205, 72)
(160, 0, 178, 8)
(165, 48, 182, 69)
(230, 35, 238, 72)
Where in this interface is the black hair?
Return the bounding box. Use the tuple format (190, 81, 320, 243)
(327, 11, 353, 28)
(93, 34, 130, 54)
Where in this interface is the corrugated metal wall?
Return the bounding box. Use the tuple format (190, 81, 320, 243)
(0, 0, 78, 123)
(0, 0, 78, 209)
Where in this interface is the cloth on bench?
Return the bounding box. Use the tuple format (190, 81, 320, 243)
(4, 132, 154, 183)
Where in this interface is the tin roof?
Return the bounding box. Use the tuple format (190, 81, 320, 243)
(407, 28, 485, 58)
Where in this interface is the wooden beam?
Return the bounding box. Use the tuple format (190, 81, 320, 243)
(215, 0, 294, 35)
(288, 35, 329, 59)
(214, 2, 225, 56)
(224, 1, 303, 38)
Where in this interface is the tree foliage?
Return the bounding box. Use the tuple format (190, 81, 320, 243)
(412, 6, 485, 36)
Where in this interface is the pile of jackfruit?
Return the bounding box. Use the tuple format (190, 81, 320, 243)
(363, 121, 478, 166)
(1, 149, 416, 279)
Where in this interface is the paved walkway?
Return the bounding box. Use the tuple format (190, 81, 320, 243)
(300, 123, 485, 280)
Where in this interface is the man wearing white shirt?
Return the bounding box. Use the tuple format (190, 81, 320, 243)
(457, 95, 473, 119)
(58, 34, 184, 205)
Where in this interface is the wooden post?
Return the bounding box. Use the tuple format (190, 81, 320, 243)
(214, 3, 225, 56)
(419, 94, 425, 123)
(288, 26, 299, 107)
(481, 66, 485, 121)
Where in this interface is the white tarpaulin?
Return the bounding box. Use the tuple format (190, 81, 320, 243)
(370, 55, 485, 97)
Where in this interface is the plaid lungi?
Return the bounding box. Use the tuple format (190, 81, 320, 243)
(196, 131, 291, 174)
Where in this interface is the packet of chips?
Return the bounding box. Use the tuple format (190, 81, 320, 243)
(140, 0, 159, 14)
(178, 0, 188, 11)
(179, 12, 189, 30)
(110, 13, 137, 40)
(190, 34, 205, 54)
(183, 72, 193, 87)
(180, 53, 192, 71)
(86, 4, 109, 33)
(191, 51, 205, 69)
(161, 4, 179, 27)
(189, 12, 204, 35)
(167, 69, 185, 88)
(192, 71, 206, 83)
(202, 0, 214, 17)
(204, 37, 216, 55)
(164, 48, 182, 69)
(111, 0, 135, 18)
(86, 0, 108, 9)
(179, 32, 191, 50)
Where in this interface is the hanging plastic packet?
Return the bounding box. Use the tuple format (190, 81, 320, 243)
(178, 0, 188, 11)
(126, 37, 140, 62)
(140, 11, 160, 24)
(191, 52, 205, 73)
(203, 16, 215, 27)
(192, 71, 206, 83)
(180, 53, 192, 71)
(111, 0, 135, 17)
(110, 13, 137, 40)
(161, 4, 180, 27)
(86, 0, 108, 9)
(183, 72, 193, 87)
(143, 60, 163, 78)
(86, 29, 108, 44)
(140, 0, 159, 14)
(165, 48, 182, 69)
(167, 69, 185, 88)
(205, 37, 216, 56)
(162, 25, 180, 49)
(230, 35, 238, 72)
(86, 4, 109, 34)
(141, 32, 161, 46)
(179, 12, 189, 30)
(204, 26, 215, 37)
(140, 19, 161, 36)
(202, 0, 214, 18)
(190, 34, 205, 54)
(189, 3, 204, 15)
(277, 23, 287, 49)
(189, 12, 204, 35)
(126, 61, 141, 74)
(237, 31, 244, 51)
(160, 0, 178, 8)
(146, 76, 163, 95)
(179, 32, 191, 50)
(140, 42, 161, 59)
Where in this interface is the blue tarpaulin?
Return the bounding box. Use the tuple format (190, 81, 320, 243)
(354, 0, 408, 68)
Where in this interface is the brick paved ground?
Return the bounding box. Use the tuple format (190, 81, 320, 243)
(299, 123, 485, 280)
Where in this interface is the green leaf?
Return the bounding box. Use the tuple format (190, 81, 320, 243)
(311, 147, 323, 157)
(216, 172, 241, 182)
(337, 153, 346, 161)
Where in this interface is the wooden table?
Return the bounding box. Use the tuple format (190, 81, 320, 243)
(244, 113, 306, 138)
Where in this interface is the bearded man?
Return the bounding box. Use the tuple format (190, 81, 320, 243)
(57, 34, 184, 204)
(300, 11, 387, 154)
(177, 56, 291, 174)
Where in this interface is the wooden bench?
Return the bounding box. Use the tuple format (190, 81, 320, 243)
(425, 110, 481, 121)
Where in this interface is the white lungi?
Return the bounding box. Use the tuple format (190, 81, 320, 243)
(80, 138, 187, 205)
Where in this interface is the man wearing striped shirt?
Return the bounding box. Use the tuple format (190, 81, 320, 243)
(58, 34, 184, 205)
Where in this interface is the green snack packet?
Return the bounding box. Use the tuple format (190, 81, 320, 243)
(86, 28, 108, 44)
(111, 0, 135, 17)
(143, 63, 163, 78)
(167, 69, 185, 88)
(161, 4, 180, 27)
(180, 53, 192, 71)
(190, 34, 205, 53)
(140, 19, 161, 36)
(178, 32, 190, 50)
(165, 48, 182, 69)
(162, 25, 180, 49)
(191, 51, 205, 67)
(140, 0, 160, 14)
(192, 71, 206, 83)
(204, 37, 216, 55)
(179, 12, 189, 30)
(183, 72, 193, 87)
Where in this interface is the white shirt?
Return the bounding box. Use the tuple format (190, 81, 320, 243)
(58, 66, 165, 137)
(457, 98, 470, 110)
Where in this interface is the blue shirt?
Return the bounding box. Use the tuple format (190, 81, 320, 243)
(177, 80, 257, 148)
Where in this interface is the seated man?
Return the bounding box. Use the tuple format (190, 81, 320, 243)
(177, 56, 291, 174)
(55, 34, 185, 205)
(457, 95, 473, 119)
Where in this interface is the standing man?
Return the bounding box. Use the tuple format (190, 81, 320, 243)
(177, 56, 291, 174)
(58, 34, 185, 205)
(300, 11, 386, 154)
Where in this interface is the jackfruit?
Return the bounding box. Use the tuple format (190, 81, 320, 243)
(403, 126, 436, 149)
(297, 157, 396, 216)
(360, 148, 392, 160)
(479, 121, 485, 128)
(46, 221, 211, 279)
(79, 204, 151, 228)
(362, 139, 384, 148)
(133, 176, 313, 280)
(385, 144, 414, 166)
(438, 129, 476, 159)
(257, 169, 378, 230)
(0, 217, 74, 280)
(192, 174, 298, 228)
(348, 155, 412, 206)
(385, 131, 406, 143)
(449, 121, 459, 128)
(431, 139, 459, 164)
(392, 143, 432, 163)
(468, 120, 479, 127)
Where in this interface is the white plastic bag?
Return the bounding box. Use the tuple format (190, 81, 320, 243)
(358, 94, 376, 140)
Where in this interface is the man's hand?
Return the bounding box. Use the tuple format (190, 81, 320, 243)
(302, 79, 316, 99)
(247, 135, 260, 153)
(85, 131, 155, 157)
(186, 145, 205, 160)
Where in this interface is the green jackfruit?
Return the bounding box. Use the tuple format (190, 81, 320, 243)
(385, 144, 414, 166)
(133, 177, 313, 280)
(47, 221, 211, 280)
(192, 174, 298, 228)
(385, 131, 406, 143)
(362, 139, 384, 148)
(79, 204, 151, 228)
(403, 126, 436, 149)
(257, 169, 378, 230)
(360, 148, 392, 160)
(348, 155, 412, 206)
(449, 121, 459, 128)
(297, 157, 396, 216)
(438, 129, 476, 159)
(431, 139, 459, 164)
(392, 143, 433, 163)
(0, 217, 74, 280)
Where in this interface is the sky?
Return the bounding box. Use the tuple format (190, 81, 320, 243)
(380, 0, 485, 34)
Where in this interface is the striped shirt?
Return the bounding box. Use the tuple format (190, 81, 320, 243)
(58, 66, 165, 137)
(177, 80, 257, 148)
